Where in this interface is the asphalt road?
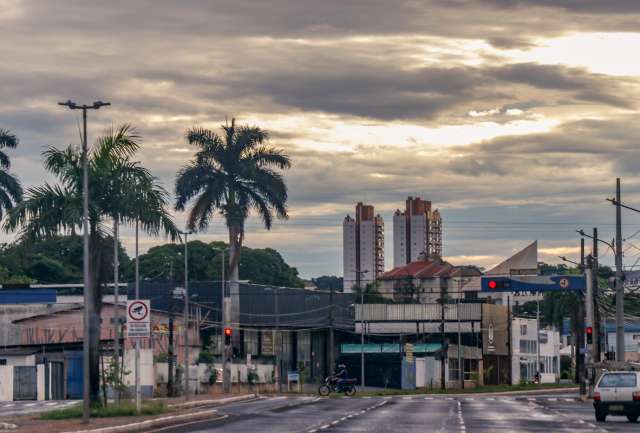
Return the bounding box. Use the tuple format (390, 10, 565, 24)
(158, 393, 640, 433)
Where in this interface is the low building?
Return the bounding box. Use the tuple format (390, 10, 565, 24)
(377, 255, 482, 303)
(511, 317, 561, 384)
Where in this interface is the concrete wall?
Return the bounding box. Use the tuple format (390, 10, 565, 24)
(0, 354, 36, 366)
(37, 364, 45, 401)
(0, 366, 13, 401)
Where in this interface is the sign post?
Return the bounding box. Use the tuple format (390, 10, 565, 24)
(127, 299, 150, 406)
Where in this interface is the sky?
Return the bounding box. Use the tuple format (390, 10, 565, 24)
(1, 0, 640, 279)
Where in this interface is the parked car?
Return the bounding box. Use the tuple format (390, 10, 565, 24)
(593, 371, 640, 422)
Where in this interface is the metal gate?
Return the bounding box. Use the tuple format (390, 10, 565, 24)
(49, 362, 64, 400)
(13, 366, 37, 400)
(66, 352, 83, 399)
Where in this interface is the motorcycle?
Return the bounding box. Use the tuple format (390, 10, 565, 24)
(318, 376, 357, 396)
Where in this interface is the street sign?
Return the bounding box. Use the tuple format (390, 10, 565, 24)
(481, 275, 585, 293)
(404, 343, 414, 363)
(126, 299, 151, 338)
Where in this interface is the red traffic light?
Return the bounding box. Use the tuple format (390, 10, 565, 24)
(488, 280, 497, 290)
(224, 327, 232, 337)
(586, 326, 593, 335)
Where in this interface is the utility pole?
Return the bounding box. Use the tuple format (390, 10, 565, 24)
(168, 296, 175, 397)
(440, 277, 447, 390)
(536, 295, 541, 379)
(134, 220, 141, 413)
(614, 178, 624, 363)
(219, 248, 230, 394)
(585, 255, 595, 366)
(592, 228, 601, 362)
(457, 296, 463, 389)
(577, 240, 586, 398)
(329, 282, 335, 373)
(274, 285, 280, 393)
(353, 269, 369, 388)
(507, 296, 512, 386)
(180, 230, 192, 400)
(58, 100, 110, 423)
(113, 219, 120, 404)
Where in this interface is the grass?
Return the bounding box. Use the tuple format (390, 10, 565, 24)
(40, 401, 166, 420)
(356, 382, 577, 397)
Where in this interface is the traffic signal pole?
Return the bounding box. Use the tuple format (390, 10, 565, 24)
(614, 179, 624, 363)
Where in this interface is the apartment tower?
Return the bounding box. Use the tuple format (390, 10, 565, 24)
(343, 203, 385, 292)
(393, 196, 442, 268)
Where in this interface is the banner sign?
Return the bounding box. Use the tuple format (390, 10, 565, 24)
(481, 275, 585, 293)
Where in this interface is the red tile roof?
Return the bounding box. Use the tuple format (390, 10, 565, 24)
(381, 258, 457, 280)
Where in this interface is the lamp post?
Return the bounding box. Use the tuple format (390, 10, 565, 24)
(178, 230, 193, 400)
(58, 100, 110, 423)
(212, 247, 229, 392)
(353, 269, 369, 388)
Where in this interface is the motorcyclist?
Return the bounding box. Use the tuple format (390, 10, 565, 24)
(333, 364, 349, 391)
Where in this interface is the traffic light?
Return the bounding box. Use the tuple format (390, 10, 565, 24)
(486, 278, 511, 290)
(586, 326, 593, 344)
(224, 327, 232, 346)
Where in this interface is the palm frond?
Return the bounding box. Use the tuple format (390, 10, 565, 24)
(0, 129, 18, 149)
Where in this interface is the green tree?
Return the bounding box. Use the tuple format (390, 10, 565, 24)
(5, 125, 177, 405)
(0, 129, 23, 217)
(175, 119, 291, 287)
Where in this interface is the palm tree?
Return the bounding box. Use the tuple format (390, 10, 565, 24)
(175, 118, 291, 285)
(5, 125, 178, 404)
(0, 129, 23, 216)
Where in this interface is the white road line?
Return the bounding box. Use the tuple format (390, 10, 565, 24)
(308, 430, 318, 433)
(331, 420, 339, 425)
(24, 403, 36, 407)
(547, 398, 557, 401)
(320, 425, 330, 430)
(45, 402, 57, 406)
(424, 397, 433, 400)
(402, 396, 412, 400)
(2, 404, 14, 408)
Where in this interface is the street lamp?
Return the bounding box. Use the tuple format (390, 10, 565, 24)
(178, 230, 193, 400)
(353, 269, 369, 388)
(58, 99, 110, 423)
(211, 246, 230, 393)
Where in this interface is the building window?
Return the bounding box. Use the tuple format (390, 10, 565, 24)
(519, 340, 537, 353)
(449, 358, 460, 381)
(520, 324, 527, 336)
(0, 359, 5, 365)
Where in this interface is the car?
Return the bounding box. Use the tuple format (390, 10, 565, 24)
(593, 371, 640, 423)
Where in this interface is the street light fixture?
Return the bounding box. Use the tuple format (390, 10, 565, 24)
(353, 269, 369, 388)
(178, 230, 193, 400)
(211, 246, 230, 393)
(58, 99, 110, 423)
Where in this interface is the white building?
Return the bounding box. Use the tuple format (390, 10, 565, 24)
(343, 202, 384, 292)
(511, 317, 561, 384)
(393, 196, 442, 268)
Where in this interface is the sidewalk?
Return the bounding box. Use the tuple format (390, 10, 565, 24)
(5, 394, 256, 433)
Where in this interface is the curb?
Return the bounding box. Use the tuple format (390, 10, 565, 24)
(59, 394, 256, 433)
(167, 394, 257, 409)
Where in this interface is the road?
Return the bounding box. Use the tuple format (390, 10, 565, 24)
(159, 393, 639, 433)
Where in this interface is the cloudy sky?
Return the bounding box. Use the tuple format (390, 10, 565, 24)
(2, 0, 640, 278)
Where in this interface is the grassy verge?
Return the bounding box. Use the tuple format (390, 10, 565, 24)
(40, 401, 166, 420)
(356, 382, 577, 397)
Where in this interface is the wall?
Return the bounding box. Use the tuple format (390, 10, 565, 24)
(37, 364, 45, 401)
(0, 366, 13, 401)
(122, 348, 155, 397)
(0, 354, 36, 366)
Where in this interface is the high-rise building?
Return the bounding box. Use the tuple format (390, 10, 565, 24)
(393, 196, 442, 267)
(343, 202, 385, 292)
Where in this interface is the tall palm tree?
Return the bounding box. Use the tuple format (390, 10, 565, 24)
(5, 125, 178, 404)
(175, 118, 291, 285)
(0, 129, 23, 216)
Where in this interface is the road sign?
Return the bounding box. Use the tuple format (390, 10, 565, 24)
(481, 275, 585, 293)
(126, 299, 151, 338)
(404, 343, 414, 363)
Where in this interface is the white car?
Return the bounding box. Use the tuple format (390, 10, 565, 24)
(593, 371, 640, 423)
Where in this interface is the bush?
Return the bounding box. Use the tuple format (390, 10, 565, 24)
(40, 401, 166, 420)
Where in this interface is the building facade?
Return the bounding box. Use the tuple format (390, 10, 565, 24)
(393, 196, 442, 267)
(343, 202, 385, 292)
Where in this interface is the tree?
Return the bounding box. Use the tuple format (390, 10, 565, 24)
(136, 240, 304, 287)
(175, 119, 291, 288)
(311, 275, 343, 291)
(5, 125, 177, 405)
(0, 129, 23, 217)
